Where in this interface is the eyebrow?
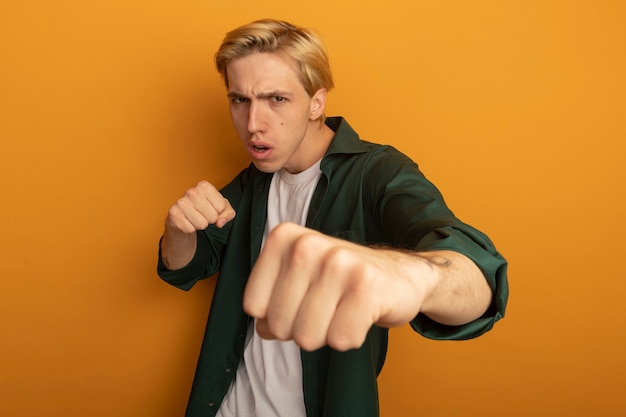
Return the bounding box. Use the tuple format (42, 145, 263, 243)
(227, 90, 293, 99)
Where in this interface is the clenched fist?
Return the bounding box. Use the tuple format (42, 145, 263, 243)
(161, 181, 236, 270)
(243, 222, 439, 352)
(167, 180, 236, 234)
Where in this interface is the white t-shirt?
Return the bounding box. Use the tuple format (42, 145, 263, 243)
(217, 159, 323, 417)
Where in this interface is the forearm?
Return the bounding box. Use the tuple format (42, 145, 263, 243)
(161, 229, 197, 271)
(417, 250, 492, 326)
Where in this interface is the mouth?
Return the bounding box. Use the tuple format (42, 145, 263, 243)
(248, 142, 273, 161)
(251, 145, 270, 153)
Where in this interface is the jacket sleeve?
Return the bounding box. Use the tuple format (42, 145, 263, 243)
(365, 147, 509, 340)
(156, 167, 252, 291)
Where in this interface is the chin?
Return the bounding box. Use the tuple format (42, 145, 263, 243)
(252, 160, 280, 173)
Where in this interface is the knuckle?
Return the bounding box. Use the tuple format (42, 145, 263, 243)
(289, 233, 319, 260)
(183, 187, 200, 201)
(193, 181, 216, 200)
(325, 245, 352, 264)
(265, 318, 290, 341)
(293, 331, 322, 352)
(271, 221, 295, 237)
(265, 222, 295, 247)
(196, 180, 215, 191)
(327, 331, 363, 352)
(168, 202, 189, 222)
(320, 246, 359, 279)
(168, 203, 181, 218)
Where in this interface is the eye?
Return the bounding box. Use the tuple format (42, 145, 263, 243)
(230, 96, 248, 104)
(271, 96, 286, 103)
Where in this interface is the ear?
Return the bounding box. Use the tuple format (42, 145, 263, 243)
(309, 88, 328, 121)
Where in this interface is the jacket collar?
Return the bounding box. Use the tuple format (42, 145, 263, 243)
(323, 117, 368, 157)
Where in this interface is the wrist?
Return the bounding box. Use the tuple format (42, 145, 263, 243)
(161, 228, 198, 270)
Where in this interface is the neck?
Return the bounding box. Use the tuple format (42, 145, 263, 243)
(285, 120, 334, 174)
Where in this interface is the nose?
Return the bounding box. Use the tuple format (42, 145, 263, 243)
(247, 101, 264, 134)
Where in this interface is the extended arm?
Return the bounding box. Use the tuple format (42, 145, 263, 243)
(395, 249, 491, 327)
(243, 223, 493, 352)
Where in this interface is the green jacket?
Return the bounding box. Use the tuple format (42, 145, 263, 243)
(157, 117, 508, 417)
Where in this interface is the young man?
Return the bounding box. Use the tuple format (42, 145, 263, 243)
(158, 18, 508, 417)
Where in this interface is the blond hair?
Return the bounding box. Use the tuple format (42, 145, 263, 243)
(215, 19, 335, 97)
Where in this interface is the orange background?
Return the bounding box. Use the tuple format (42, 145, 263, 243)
(2, 1, 625, 416)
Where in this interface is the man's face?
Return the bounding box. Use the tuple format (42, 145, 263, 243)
(226, 52, 325, 174)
